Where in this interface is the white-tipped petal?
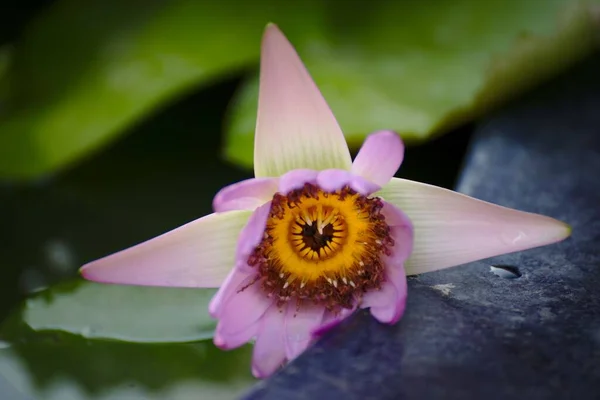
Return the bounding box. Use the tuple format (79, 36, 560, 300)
(378, 178, 571, 275)
(253, 24, 352, 178)
(80, 211, 251, 288)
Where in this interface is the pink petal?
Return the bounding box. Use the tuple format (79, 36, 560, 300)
(350, 175, 381, 195)
(311, 307, 355, 338)
(316, 169, 380, 195)
(279, 169, 319, 194)
(253, 24, 352, 178)
(214, 319, 259, 350)
(361, 202, 412, 324)
(381, 263, 408, 324)
(378, 178, 572, 275)
(362, 261, 407, 324)
(215, 282, 272, 338)
(361, 280, 396, 310)
(252, 305, 287, 378)
(381, 201, 414, 265)
(316, 169, 354, 192)
(284, 303, 325, 360)
(80, 211, 251, 288)
(208, 267, 254, 318)
(235, 202, 271, 273)
(352, 131, 405, 187)
(279, 168, 379, 195)
(213, 178, 278, 212)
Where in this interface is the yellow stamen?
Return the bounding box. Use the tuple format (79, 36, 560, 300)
(248, 183, 394, 310)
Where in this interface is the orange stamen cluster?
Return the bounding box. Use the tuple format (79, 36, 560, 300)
(247, 183, 394, 311)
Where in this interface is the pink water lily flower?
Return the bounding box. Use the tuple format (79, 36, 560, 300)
(81, 24, 571, 378)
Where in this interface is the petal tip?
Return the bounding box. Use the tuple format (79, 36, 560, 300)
(352, 130, 405, 187)
(251, 365, 267, 379)
(532, 215, 572, 246)
(78, 261, 122, 286)
(78, 262, 103, 283)
(552, 219, 572, 242)
(213, 334, 228, 350)
(262, 22, 284, 45)
(374, 130, 400, 139)
(565, 223, 573, 237)
(264, 22, 279, 31)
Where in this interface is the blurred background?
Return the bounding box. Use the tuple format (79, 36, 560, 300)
(0, 0, 598, 399)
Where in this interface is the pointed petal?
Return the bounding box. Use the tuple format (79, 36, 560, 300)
(284, 303, 325, 360)
(80, 211, 251, 288)
(213, 178, 278, 212)
(352, 131, 405, 186)
(252, 305, 287, 378)
(254, 24, 352, 178)
(378, 178, 572, 275)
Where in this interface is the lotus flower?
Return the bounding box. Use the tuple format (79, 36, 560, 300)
(80, 24, 571, 378)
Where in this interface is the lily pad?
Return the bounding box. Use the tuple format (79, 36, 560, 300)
(4, 280, 218, 343)
(0, 334, 254, 400)
(224, 0, 600, 168)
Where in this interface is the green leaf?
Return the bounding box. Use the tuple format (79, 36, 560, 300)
(0, 0, 325, 180)
(0, 334, 254, 400)
(225, 0, 600, 168)
(6, 280, 218, 343)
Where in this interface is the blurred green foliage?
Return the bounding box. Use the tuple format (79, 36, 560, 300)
(226, 0, 600, 166)
(0, 0, 598, 179)
(0, 0, 322, 179)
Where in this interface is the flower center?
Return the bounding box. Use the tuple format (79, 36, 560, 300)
(248, 183, 394, 310)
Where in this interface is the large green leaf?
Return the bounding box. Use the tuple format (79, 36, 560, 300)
(225, 0, 600, 168)
(0, 0, 324, 180)
(4, 280, 218, 343)
(0, 335, 254, 400)
(2, 0, 597, 178)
